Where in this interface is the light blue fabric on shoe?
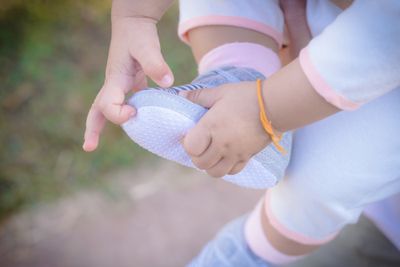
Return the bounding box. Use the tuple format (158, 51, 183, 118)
(122, 67, 292, 189)
(187, 215, 271, 267)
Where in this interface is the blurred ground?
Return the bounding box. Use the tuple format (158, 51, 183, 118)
(0, 160, 263, 267)
(2, 161, 399, 267)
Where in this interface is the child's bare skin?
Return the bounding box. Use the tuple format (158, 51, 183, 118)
(83, 0, 175, 152)
(182, 41, 339, 179)
(188, 25, 279, 63)
(83, 0, 341, 259)
(83, 0, 339, 155)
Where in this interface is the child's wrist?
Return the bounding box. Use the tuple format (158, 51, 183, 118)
(260, 59, 340, 132)
(111, 0, 174, 23)
(256, 79, 286, 153)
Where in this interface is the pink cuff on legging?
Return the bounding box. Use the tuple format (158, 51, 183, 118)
(198, 42, 281, 78)
(178, 16, 283, 47)
(244, 200, 304, 264)
(264, 191, 338, 245)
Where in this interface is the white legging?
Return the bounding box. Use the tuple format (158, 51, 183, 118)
(266, 87, 400, 243)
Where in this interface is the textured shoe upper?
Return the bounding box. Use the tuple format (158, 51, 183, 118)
(123, 66, 292, 189)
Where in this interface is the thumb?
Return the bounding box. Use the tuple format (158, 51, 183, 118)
(129, 23, 174, 88)
(179, 88, 222, 108)
(134, 46, 174, 88)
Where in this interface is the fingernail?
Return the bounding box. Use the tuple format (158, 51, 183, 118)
(161, 75, 173, 86)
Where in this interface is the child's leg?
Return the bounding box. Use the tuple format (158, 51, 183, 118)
(182, 9, 400, 267)
(181, 22, 310, 267)
(187, 61, 400, 267)
(188, 25, 279, 64)
(178, 1, 310, 265)
(245, 88, 400, 265)
(189, 26, 281, 79)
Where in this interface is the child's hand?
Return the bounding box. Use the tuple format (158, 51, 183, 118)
(180, 82, 271, 177)
(83, 0, 174, 152)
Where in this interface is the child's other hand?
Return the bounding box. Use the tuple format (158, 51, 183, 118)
(83, 1, 174, 152)
(180, 82, 271, 177)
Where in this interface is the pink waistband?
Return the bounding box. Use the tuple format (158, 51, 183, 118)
(198, 42, 281, 78)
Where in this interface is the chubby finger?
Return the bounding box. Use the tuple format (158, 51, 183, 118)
(129, 24, 174, 87)
(206, 157, 235, 178)
(132, 69, 148, 91)
(191, 138, 222, 170)
(180, 87, 222, 109)
(183, 123, 212, 157)
(106, 42, 146, 92)
(98, 85, 136, 125)
(102, 102, 136, 125)
(105, 71, 146, 93)
(228, 160, 248, 175)
(134, 45, 174, 88)
(83, 106, 106, 152)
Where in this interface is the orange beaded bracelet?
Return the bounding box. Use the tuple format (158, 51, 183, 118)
(256, 79, 286, 154)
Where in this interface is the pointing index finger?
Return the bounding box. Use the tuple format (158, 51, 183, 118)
(83, 105, 105, 152)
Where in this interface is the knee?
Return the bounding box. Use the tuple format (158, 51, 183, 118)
(267, 185, 363, 241)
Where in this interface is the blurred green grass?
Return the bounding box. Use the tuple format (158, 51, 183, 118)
(0, 0, 197, 220)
